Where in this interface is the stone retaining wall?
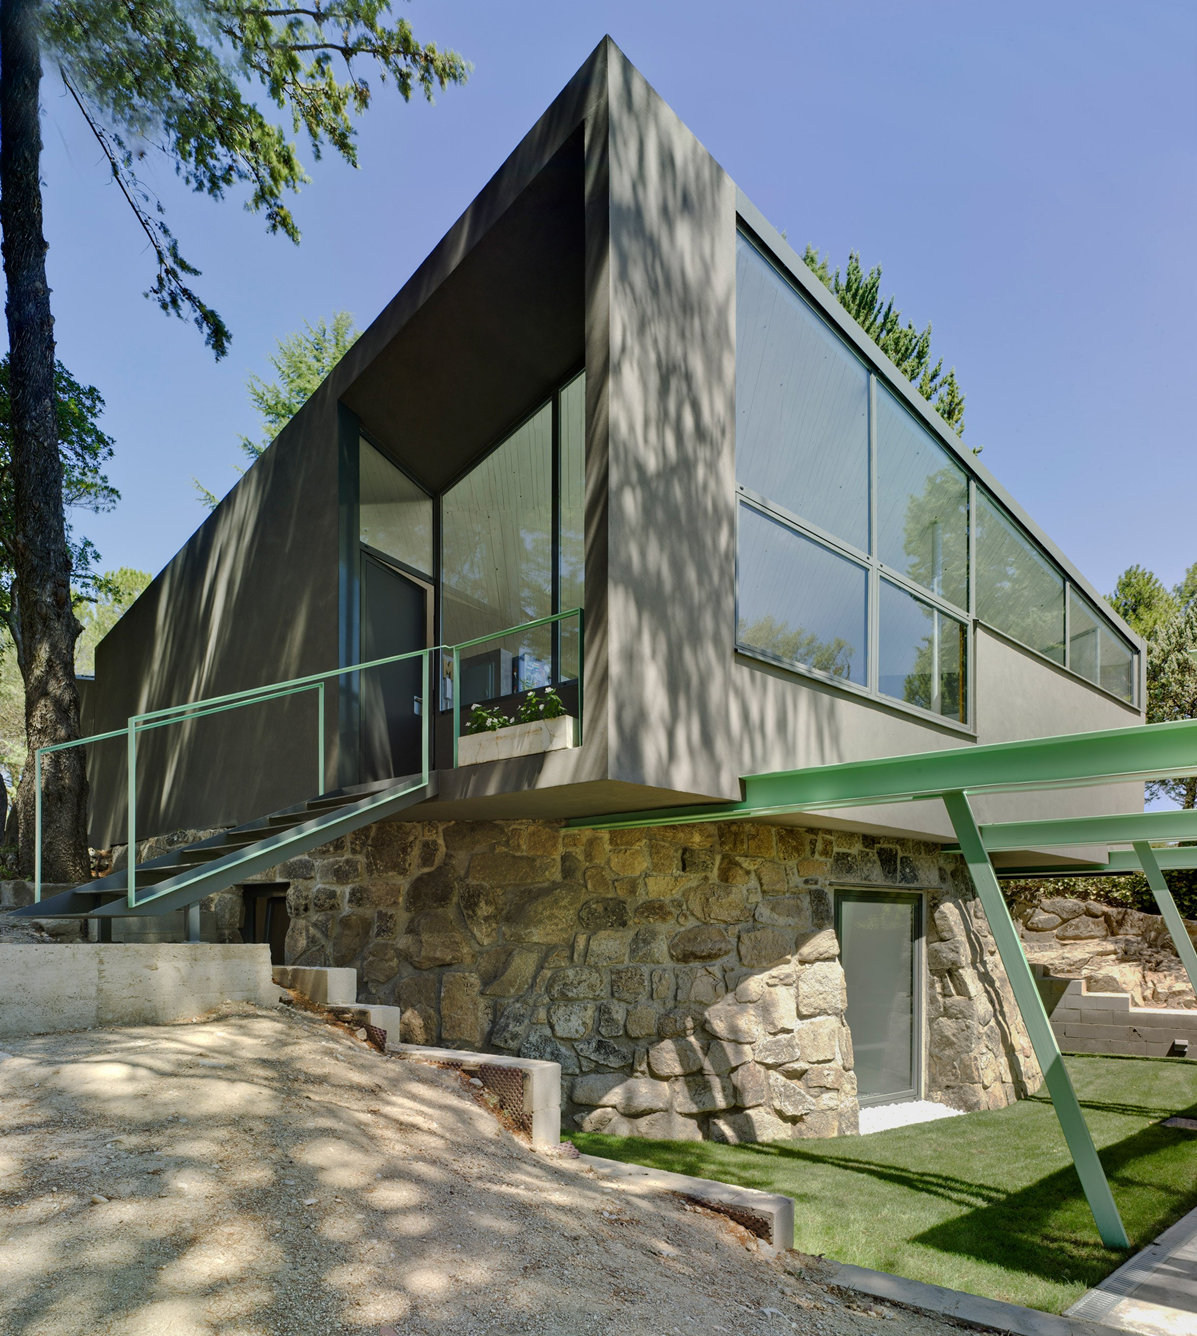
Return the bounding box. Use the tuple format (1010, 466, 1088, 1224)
(270, 818, 1041, 1140)
(1013, 895, 1197, 1010)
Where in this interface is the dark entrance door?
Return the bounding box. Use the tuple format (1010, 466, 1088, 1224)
(360, 553, 427, 782)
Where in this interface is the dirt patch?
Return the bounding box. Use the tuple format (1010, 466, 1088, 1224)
(0, 1003, 1001, 1335)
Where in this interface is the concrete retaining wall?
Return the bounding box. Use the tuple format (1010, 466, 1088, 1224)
(0, 944, 275, 1039)
(1036, 970, 1197, 1057)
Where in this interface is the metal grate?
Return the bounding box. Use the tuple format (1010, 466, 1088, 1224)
(478, 1063, 532, 1137)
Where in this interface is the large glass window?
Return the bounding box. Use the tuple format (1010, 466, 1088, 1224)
(875, 385, 968, 609)
(737, 503, 867, 685)
(1069, 588, 1136, 702)
(441, 374, 584, 706)
(359, 438, 433, 574)
(736, 235, 869, 550)
(879, 580, 966, 722)
(734, 224, 1137, 718)
(975, 495, 1065, 664)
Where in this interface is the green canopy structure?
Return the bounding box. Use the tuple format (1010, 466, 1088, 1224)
(571, 716, 1197, 1249)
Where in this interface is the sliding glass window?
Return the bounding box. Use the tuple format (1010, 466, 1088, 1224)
(440, 372, 584, 708)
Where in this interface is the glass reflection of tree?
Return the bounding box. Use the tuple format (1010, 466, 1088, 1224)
(900, 611, 965, 720)
(738, 614, 855, 679)
(894, 465, 968, 718)
(974, 499, 1064, 660)
(900, 464, 967, 607)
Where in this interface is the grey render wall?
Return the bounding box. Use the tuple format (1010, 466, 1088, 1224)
(595, 46, 1144, 842)
(603, 47, 739, 802)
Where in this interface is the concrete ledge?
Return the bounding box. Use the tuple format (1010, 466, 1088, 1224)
(828, 1261, 1129, 1336)
(579, 1153, 794, 1259)
(0, 943, 275, 1038)
(392, 1044, 561, 1150)
(272, 965, 357, 1006)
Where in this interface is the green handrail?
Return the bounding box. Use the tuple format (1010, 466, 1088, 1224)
(450, 607, 583, 766)
(33, 610, 585, 903)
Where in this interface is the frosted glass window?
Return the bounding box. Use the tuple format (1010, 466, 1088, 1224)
(1069, 588, 1135, 703)
(876, 385, 968, 609)
(442, 404, 553, 700)
(737, 503, 867, 685)
(736, 236, 869, 550)
(359, 439, 432, 573)
(976, 494, 1065, 663)
(879, 580, 967, 722)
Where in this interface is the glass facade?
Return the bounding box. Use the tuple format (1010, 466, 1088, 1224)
(736, 237, 869, 550)
(359, 438, 433, 574)
(738, 503, 867, 685)
(440, 372, 585, 707)
(975, 494, 1065, 664)
(875, 384, 968, 610)
(879, 580, 966, 722)
(734, 228, 1138, 713)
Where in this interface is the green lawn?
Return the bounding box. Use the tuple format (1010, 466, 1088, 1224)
(571, 1054, 1197, 1314)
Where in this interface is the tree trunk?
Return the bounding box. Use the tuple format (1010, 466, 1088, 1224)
(0, 0, 90, 882)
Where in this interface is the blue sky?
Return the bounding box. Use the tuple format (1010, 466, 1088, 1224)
(33, 1, 1197, 596)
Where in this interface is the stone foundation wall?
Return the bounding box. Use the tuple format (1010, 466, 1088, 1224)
(271, 818, 1041, 1140)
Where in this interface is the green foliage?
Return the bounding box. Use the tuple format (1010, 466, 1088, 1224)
(42, 1, 468, 358)
(242, 312, 360, 460)
(1144, 602, 1197, 808)
(0, 355, 118, 634)
(1107, 564, 1179, 638)
(196, 311, 360, 507)
(73, 567, 151, 676)
(515, 687, 566, 724)
(0, 569, 148, 788)
(802, 246, 967, 436)
(1175, 561, 1197, 610)
(464, 702, 512, 736)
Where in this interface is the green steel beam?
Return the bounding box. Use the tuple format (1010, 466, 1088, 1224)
(972, 808, 1197, 852)
(944, 790, 1129, 1249)
(997, 846, 1197, 878)
(569, 717, 1197, 831)
(1132, 842, 1197, 998)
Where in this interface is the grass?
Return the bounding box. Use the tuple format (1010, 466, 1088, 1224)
(571, 1054, 1197, 1314)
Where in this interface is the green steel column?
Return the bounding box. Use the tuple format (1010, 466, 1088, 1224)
(943, 790, 1129, 1249)
(1133, 841, 1197, 998)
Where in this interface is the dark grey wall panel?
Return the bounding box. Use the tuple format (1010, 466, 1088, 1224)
(88, 390, 342, 845)
(604, 47, 740, 801)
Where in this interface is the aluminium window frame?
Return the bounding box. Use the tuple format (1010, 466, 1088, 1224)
(732, 208, 1141, 715)
(436, 365, 586, 711)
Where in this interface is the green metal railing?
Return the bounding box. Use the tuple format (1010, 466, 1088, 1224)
(449, 606, 583, 766)
(33, 609, 584, 906)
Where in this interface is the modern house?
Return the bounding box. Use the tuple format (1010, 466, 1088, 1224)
(49, 40, 1150, 1155)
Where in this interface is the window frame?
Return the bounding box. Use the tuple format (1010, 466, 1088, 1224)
(733, 221, 1140, 718)
(436, 366, 586, 712)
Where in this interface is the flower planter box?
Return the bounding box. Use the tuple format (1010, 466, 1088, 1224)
(457, 715, 577, 766)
